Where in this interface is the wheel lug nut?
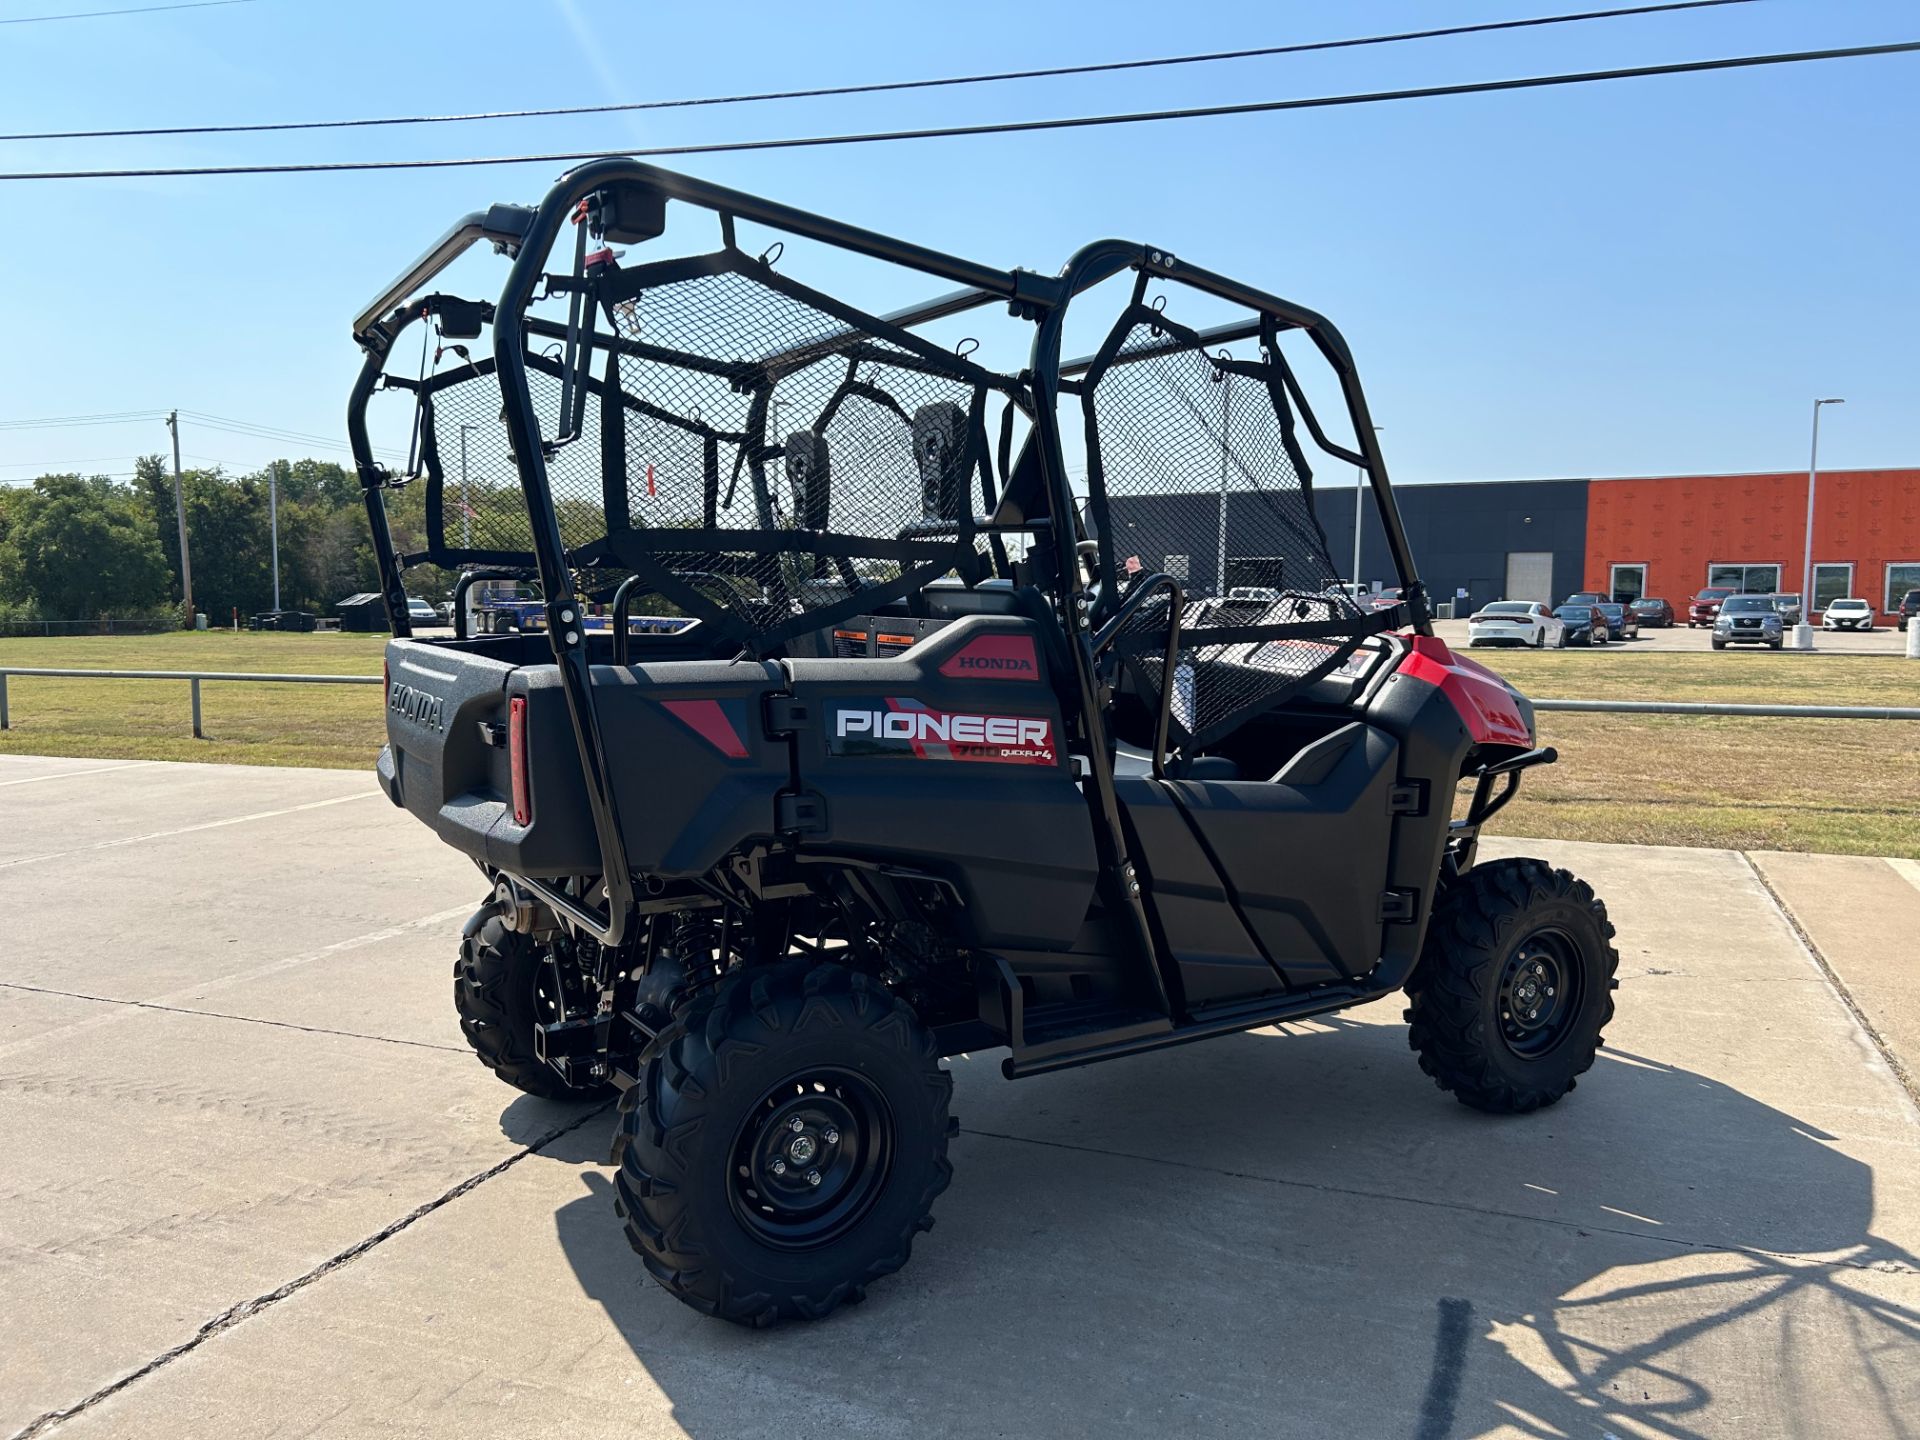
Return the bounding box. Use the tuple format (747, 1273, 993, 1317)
(1546, 987, 1555, 997)
(823, 1128, 839, 1145)
(807, 1170, 822, 1187)
(788, 1116, 806, 1133)
(771, 1159, 787, 1176)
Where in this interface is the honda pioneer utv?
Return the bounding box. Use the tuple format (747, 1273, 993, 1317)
(349, 161, 1617, 1326)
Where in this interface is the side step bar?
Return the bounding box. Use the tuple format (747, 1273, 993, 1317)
(996, 968, 1387, 1079)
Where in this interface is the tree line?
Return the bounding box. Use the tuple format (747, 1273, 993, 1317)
(0, 457, 455, 623)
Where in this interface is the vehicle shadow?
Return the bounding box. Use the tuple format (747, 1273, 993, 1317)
(535, 1014, 1920, 1440)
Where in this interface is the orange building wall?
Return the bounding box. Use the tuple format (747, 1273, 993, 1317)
(1584, 468, 1920, 614)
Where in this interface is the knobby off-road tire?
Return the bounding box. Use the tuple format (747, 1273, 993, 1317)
(454, 913, 613, 1101)
(1405, 858, 1618, 1114)
(613, 960, 954, 1326)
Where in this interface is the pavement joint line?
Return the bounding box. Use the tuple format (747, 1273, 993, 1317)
(6, 1098, 616, 1440)
(1740, 851, 1920, 1118)
(0, 904, 476, 1061)
(959, 1127, 1920, 1276)
(0, 981, 468, 1054)
(0, 789, 379, 871)
(1889, 857, 1920, 897)
(0, 762, 149, 788)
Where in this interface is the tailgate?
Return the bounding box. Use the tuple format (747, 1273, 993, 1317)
(378, 638, 598, 876)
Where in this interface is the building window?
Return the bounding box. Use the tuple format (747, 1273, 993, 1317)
(1887, 563, 1920, 614)
(1707, 562, 1781, 594)
(1810, 563, 1854, 613)
(1608, 563, 1646, 604)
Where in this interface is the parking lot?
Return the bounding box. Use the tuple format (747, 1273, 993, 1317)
(2, 754, 1918, 1439)
(1437, 616, 1913, 655)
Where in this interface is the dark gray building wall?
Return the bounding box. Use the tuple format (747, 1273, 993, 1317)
(1102, 477, 1590, 612)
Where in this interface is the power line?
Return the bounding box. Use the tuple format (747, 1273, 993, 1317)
(0, 454, 153, 467)
(0, 0, 257, 26)
(0, 0, 1756, 143)
(3, 39, 1913, 183)
(0, 407, 402, 461)
(0, 409, 167, 429)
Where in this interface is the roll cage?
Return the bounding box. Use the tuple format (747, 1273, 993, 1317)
(347, 159, 1426, 946)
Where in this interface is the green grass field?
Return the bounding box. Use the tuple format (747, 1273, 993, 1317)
(1464, 649, 1920, 858)
(0, 632, 389, 769)
(3, 633, 1916, 857)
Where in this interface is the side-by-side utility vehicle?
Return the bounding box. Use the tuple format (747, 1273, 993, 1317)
(349, 162, 1619, 1326)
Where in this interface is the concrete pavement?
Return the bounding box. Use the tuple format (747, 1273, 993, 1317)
(1, 755, 1916, 1439)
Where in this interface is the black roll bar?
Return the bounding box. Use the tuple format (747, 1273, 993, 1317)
(353, 205, 535, 346)
(451, 568, 537, 641)
(352, 159, 1429, 965)
(1092, 572, 1185, 778)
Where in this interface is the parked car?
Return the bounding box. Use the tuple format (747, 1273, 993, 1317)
(1712, 594, 1784, 649)
(1227, 586, 1280, 602)
(1688, 587, 1734, 627)
(1367, 586, 1404, 613)
(1821, 597, 1875, 632)
(1563, 592, 1606, 607)
(1770, 593, 1803, 626)
(1466, 600, 1565, 649)
(1899, 589, 1920, 629)
(1630, 597, 1675, 628)
(1595, 602, 1639, 641)
(405, 596, 440, 626)
(1553, 603, 1611, 646)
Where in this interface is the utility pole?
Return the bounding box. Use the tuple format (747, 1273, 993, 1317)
(268, 459, 283, 612)
(165, 412, 195, 627)
(457, 424, 475, 548)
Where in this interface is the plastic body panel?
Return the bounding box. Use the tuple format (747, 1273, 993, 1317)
(1115, 777, 1283, 1008)
(782, 615, 1099, 950)
(1153, 722, 1397, 992)
(1358, 637, 1522, 972)
(378, 637, 789, 878)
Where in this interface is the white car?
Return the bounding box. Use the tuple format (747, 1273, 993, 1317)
(1467, 600, 1565, 649)
(1227, 585, 1280, 602)
(1821, 597, 1874, 632)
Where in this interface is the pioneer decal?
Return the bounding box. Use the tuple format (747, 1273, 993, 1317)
(828, 699, 1057, 765)
(388, 681, 445, 733)
(937, 633, 1040, 680)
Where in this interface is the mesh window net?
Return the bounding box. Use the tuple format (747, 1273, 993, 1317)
(412, 251, 1007, 649)
(1084, 311, 1374, 749)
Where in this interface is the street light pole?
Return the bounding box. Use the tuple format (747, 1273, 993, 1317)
(1216, 374, 1231, 597)
(1353, 426, 1382, 593)
(1795, 397, 1844, 648)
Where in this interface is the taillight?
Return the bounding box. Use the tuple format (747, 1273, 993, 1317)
(508, 696, 532, 826)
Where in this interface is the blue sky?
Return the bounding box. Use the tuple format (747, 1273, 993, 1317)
(0, 0, 1914, 488)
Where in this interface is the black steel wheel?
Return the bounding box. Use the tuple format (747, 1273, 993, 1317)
(613, 960, 953, 1326)
(454, 910, 612, 1101)
(1405, 858, 1618, 1113)
(1494, 928, 1583, 1058)
(729, 1068, 895, 1250)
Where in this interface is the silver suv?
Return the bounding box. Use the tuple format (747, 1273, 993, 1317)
(1712, 594, 1784, 650)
